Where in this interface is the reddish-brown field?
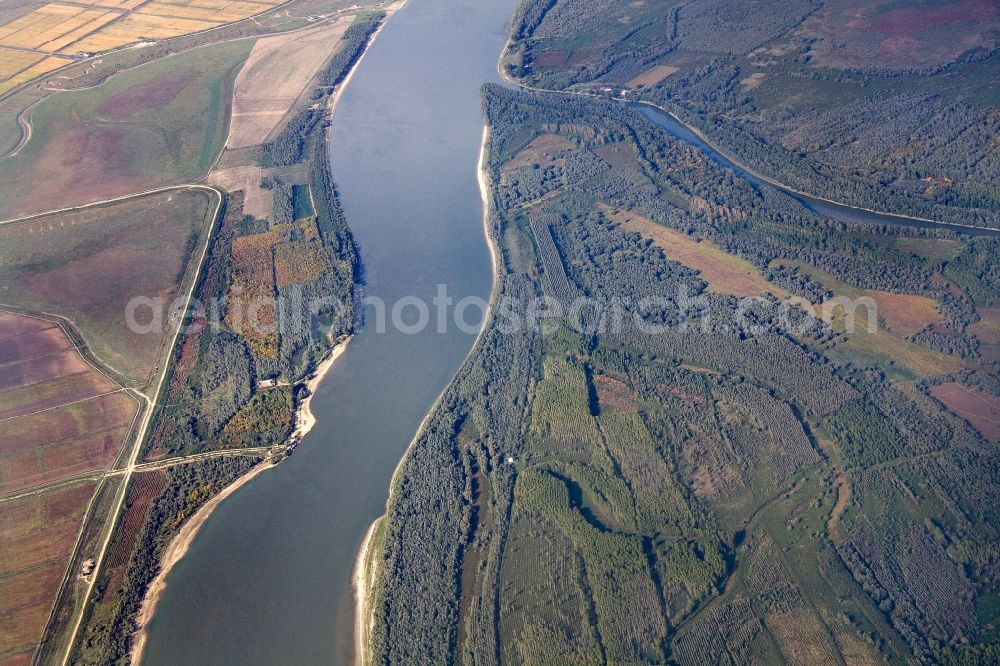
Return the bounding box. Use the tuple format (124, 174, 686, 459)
(0, 350, 91, 393)
(1, 395, 136, 494)
(970, 307, 1000, 344)
(0, 313, 57, 339)
(593, 374, 639, 412)
(0, 313, 138, 494)
(527, 50, 569, 69)
(930, 383, 1000, 441)
(0, 649, 33, 665)
(0, 482, 96, 659)
(100, 471, 167, 596)
(0, 372, 117, 421)
(861, 290, 941, 337)
(0, 326, 74, 365)
(0, 189, 216, 384)
(805, 0, 998, 70)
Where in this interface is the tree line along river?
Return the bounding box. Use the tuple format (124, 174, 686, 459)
(141, 3, 994, 664)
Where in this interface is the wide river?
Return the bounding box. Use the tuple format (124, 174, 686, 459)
(142, 0, 515, 663)
(143, 3, 997, 662)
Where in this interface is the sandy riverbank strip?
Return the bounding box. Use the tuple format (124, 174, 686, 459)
(130, 335, 352, 662)
(131, 459, 274, 663)
(353, 123, 499, 665)
(352, 517, 381, 666)
(478, 125, 499, 282)
(293, 336, 352, 441)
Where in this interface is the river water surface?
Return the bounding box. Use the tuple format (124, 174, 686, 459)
(142, 1, 514, 663)
(143, 6, 996, 662)
(635, 104, 1000, 238)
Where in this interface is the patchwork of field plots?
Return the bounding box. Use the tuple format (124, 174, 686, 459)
(0, 190, 217, 385)
(0, 4, 119, 52)
(0, 312, 138, 495)
(0, 0, 283, 95)
(0, 481, 97, 662)
(68, 0, 283, 54)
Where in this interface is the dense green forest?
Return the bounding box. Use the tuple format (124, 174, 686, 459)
(367, 75, 1000, 663)
(504, 0, 1000, 231)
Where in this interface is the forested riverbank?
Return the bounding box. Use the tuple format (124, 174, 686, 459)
(139, 1, 514, 663)
(503, 0, 1000, 232)
(62, 11, 390, 663)
(365, 68, 1000, 663)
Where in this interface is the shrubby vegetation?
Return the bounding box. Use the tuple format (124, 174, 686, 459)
(370, 79, 1000, 664)
(144, 14, 378, 459)
(507, 0, 1000, 231)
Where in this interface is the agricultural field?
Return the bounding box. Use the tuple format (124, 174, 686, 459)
(0, 0, 285, 94)
(0, 38, 249, 217)
(0, 189, 219, 385)
(143, 12, 378, 461)
(0, 481, 97, 664)
(0, 3, 379, 665)
(0, 312, 138, 495)
(367, 81, 1000, 664)
(227, 14, 352, 148)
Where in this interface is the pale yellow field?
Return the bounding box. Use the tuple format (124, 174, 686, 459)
(627, 64, 679, 89)
(0, 4, 120, 51)
(0, 0, 284, 93)
(68, 0, 282, 53)
(0, 57, 73, 95)
(70, 0, 147, 8)
(228, 15, 351, 148)
(0, 48, 42, 77)
(66, 13, 221, 53)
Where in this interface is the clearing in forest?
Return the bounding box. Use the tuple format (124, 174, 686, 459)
(627, 64, 679, 89)
(930, 382, 1000, 441)
(504, 133, 575, 171)
(775, 260, 965, 378)
(603, 203, 786, 299)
